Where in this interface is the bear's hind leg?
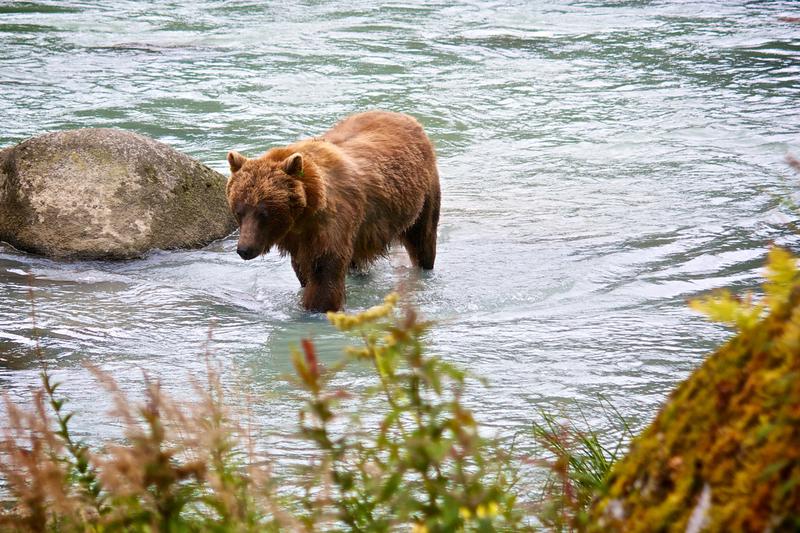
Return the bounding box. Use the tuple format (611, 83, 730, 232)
(402, 187, 440, 270)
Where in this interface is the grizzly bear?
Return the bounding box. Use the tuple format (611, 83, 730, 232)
(226, 111, 440, 312)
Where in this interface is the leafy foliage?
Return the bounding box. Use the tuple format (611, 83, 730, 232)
(9, 244, 797, 532)
(590, 247, 800, 532)
(0, 294, 531, 532)
(531, 402, 632, 531)
(291, 295, 527, 531)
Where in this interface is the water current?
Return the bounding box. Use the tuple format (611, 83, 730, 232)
(1, 1, 799, 458)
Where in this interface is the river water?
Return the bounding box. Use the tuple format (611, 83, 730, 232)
(1, 1, 799, 458)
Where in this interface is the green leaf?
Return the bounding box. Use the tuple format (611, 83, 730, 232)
(379, 472, 401, 501)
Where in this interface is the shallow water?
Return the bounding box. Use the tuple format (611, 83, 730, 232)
(1, 0, 799, 454)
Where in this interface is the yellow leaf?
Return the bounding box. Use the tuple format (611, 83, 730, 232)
(689, 291, 761, 331)
(764, 247, 798, 311)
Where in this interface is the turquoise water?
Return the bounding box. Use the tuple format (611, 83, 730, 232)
(1, 1, 799, 453)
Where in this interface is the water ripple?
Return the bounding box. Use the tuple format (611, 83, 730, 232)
(1, 0, 799, 455)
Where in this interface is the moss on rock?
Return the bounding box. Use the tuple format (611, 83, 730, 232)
(590, 248, 800, 532)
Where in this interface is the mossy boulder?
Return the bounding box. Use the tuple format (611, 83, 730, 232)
(590, 248, 800, 532)
(0, 129, 236, 259)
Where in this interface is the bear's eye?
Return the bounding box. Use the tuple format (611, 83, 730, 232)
(257, 204, 269, 218)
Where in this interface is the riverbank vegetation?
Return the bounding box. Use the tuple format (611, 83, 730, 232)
(590, 247, 800, 531)
(2, 248, 800, 531)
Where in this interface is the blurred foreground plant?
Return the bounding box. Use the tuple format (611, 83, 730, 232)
(590, 246, 800, 531)
(0, 293, 535, 532)
(0, 297, 290, 532)
(531, 402, 632, 532)
(291, 294, 527, 531)
(0, 359, 292, 532)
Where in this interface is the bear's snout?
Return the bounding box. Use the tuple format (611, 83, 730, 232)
(237, 245, 258, 260)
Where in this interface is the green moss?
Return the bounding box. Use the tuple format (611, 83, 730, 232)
(590, 248, 800, 532)
(147, 162, 235, 249)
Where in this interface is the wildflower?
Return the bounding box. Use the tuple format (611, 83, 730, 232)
(488, 501, 500, 516)
(345, 346, 371, 359)
(360, 302, 392, 321)
(383, 332, 397, 347)
(459, 506, 472, 520)
(326, 311, 346, 330)
(411, 522, 428, 533)
(328, 300, 396, 332)
(476, 501, 499, 519)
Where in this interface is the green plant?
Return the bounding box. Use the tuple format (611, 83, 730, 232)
(292, 294, 529, 532)
(531, 401, 633, 532)
(1, 292, 538, 532)
(0, 291, 287, 531)
(590, 247, 800, 531)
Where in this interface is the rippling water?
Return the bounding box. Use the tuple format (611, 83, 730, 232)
(1, 1, 799, 454)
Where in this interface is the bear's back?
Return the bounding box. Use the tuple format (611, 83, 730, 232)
(318, 111, 439, 266)
(324, 110, 424, 147)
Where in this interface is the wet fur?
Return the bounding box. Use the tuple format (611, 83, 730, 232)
(226, 111, 440, 312)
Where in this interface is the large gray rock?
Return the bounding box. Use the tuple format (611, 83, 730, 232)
(0, 129, 236, 259)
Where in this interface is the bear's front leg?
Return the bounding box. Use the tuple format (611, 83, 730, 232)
(291, 256, 307, 287)
(302, 253, 347, 312)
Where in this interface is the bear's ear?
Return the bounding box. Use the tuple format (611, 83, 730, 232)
(283, 153, 304, 177)
(227, 151, 247, 173)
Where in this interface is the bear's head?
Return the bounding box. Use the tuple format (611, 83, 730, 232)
(225, 149, 325, 260)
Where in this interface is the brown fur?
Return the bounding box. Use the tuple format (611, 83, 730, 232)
(226, 111, 441, 312)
